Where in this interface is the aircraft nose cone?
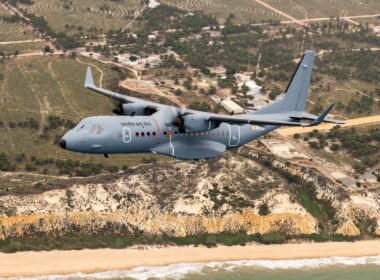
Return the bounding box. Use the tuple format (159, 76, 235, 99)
(60, 139, 67, 149)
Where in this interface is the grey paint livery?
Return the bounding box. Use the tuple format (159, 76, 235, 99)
(60, 50, 344, 160)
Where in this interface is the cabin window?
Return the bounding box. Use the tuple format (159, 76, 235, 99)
(174, 131, 178, 135)
(141, 132, 145, 137)
(136, 132, 139, 137)
(147, 132, 151, 136)
(163, 131, 167, 135)
(153, 132, 156, 136)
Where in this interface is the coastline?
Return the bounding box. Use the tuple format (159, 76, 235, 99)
(1, 240, 380, 278)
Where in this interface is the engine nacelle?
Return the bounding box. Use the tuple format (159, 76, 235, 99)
(183, 114, 217, 133)
(113, 103, 156, 116)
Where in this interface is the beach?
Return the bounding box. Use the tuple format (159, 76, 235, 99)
(1, 240, 380, 278)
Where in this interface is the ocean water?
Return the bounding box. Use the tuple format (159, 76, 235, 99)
(4, 256, 380, 280)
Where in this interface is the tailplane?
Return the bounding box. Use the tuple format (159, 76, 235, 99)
(256, 50, 315, 114)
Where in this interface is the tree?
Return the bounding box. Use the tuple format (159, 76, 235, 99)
(269, 87, 281, 100)
(174, 89, 182, 96)
(241, 83, 249, 96)
(330, 143, 340, 151)
(259, 203, 270, 216)
(208, 86, 216, 95)
(183, 78, 192, 90)
(43, 45, 51, 53)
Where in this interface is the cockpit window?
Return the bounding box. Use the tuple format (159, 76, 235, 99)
(90, 125, 104, 135)
(77, 124, 86, 132)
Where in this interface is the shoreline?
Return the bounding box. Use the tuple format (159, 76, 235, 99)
(1, 240, 380, 278)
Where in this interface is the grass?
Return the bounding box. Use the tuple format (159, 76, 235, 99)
(161, 0, 286, 23)
(0, 55, 168, 174)
(162, 0, 380, 23)
(293, 182, 338, 232)
(265, 0, 380, 19)
(307, 79, 380, 118)
(20, 0, 143, 33)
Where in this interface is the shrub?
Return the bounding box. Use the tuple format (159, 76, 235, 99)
(259, 203, 270, 216)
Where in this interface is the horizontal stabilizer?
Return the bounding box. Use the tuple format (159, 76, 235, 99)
(209, 104, 339, 127)
(289, 111, 345, 125)
(310, 104, 335, 126)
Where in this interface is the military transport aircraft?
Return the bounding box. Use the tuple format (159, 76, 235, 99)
(60, 50, 344, 160)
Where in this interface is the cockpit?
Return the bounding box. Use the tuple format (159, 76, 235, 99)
(60, 117, 108, 152)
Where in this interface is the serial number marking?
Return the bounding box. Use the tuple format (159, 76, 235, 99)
(120, 121, 153, 128)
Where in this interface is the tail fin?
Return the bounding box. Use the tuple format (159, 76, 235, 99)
(256, 50, 315, 114)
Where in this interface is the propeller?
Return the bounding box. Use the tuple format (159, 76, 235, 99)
(172, 111, 192, 133)
(112, 102, 124, 115)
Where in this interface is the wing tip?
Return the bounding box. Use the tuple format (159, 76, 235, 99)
(85, 66, 95, 88)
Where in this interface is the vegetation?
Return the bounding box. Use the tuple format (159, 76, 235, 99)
(0, 231, 364, 253)
(306, 126, 380, 173)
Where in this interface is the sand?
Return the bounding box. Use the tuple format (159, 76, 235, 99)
(277, 115, 380, 136)
(1, 240, 380, 277)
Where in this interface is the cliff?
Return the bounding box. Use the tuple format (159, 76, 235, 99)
(0, 148, 379, 241)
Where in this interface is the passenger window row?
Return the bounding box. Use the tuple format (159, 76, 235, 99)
(135, 131, 229, 137)
(135, 132, 156, 137)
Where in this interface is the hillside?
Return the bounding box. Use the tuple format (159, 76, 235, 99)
(0, 55, 166, 176)
(2, 147, 379, 252)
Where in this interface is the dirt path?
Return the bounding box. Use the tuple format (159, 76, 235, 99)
(122, 5, 146, 32)
(17, 62, 51, 133)
(278, 115, 380, 136)
(0, 39, 47, 45)
(254, 0, 305, 26)
(280, 13, 380, 24)
(48, 62, 83, 119)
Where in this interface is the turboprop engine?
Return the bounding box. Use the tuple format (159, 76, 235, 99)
(113, 103, 156, 116)
(174, 114, 218, 133)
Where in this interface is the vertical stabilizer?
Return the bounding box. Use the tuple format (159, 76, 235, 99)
(256, 50, 315, 114)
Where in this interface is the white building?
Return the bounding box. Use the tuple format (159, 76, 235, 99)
(148, 0, 160, 9)
(243, 80, 262, 96)
(211, 95, 221, 103)
(221, 99, 244, 114)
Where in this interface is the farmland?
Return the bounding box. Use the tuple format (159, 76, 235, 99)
(0, 4, 45, 54)
(0, 56, 166, 175)
(161, 0, 287, 23)
(18, 0, 143, 33)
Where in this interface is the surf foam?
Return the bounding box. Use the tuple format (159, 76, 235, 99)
(4, 255, 380, 280)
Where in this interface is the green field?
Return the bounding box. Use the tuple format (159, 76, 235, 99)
(0, 21, 34, 42)
(0, 56, 166, 175)
(162, 0, 380, 23)
(161, 0, 287, 22)
(266, 0, 380, 19)
(19, 0, 142, 33)
(0, 5, 45, 54)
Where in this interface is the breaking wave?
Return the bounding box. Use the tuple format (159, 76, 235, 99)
(4, 255, 380, 280)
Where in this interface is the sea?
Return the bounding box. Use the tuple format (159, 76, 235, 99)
(4, 256, 380, 280)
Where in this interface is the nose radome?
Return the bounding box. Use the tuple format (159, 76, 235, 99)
(60, 139, 66, 149)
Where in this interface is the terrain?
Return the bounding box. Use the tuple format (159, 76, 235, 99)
(0, 0, 378, 252)
(1, 147, 379, 252)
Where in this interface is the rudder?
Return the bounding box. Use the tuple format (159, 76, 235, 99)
(256, 50, 315, 114)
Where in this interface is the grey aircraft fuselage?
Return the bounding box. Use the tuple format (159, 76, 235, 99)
(62, 113, 276, 157)
(60, 50, 344, 160)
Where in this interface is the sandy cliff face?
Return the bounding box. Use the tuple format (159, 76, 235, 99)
(0, 149, 378, 240)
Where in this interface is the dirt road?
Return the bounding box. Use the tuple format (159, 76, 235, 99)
(278, 115, 380, 136)
(254, 0, 305, 26)
(0, 39, 47, 45)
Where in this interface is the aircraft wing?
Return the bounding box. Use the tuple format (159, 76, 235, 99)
(84, 66, 160, 108)
(288, 111, 345, 124)
(209, 104, 338, 127)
